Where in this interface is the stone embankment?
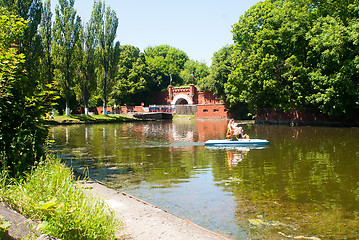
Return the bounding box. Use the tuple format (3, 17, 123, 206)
(256, 109, 359, 126)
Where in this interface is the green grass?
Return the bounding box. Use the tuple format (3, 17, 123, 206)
(0, 155, 122, 239)
(0, 216, 11, 239)
(173, 114, 195, 119)
(45, 114, 135, 125)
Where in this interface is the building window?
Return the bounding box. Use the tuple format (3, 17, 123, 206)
(213, 109, 219, 112)
(203, 109, 208, 112)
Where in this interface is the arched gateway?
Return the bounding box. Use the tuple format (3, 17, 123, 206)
(171, 94, 193, 105)
(155, 84, 230, 118)
(168, 84, 196, 105)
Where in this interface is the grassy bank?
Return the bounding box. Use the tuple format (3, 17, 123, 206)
(173, 114, 195, 120)
(0, 155, 122, 239)
(45, 114, 136, 125)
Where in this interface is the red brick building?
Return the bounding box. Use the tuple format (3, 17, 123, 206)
(167, 84, 221, 105)
(77, 84, 231, 119)
(162, 84, 230, 119)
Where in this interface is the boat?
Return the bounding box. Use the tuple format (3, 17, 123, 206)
(205, 138, 269, 146)
(205, 145, 268, 150)
(133, 112, 173, 120)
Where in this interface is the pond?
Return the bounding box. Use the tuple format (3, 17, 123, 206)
(49, 120, 359, 239)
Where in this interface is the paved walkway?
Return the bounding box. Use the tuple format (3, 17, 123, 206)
(0, 202, 40, 239)
(80, 179, 231, 240)
(1, 179, 231, 240)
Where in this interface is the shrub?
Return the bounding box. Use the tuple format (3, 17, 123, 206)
(0, 8, 56, 177)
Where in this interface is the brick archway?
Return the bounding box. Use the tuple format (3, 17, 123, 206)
(171, 94, 193, 105)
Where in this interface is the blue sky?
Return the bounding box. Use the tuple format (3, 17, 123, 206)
(50, 0, 260, 66)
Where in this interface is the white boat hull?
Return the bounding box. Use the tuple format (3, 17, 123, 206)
(205, 139, 269, 146)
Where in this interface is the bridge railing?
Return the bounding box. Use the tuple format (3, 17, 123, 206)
(149, 105, 175, 113)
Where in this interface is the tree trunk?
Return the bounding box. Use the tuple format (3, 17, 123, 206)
(84, 98, 89, 116)
(66, 95, 70, 116)
(103, 100, 107, 116)
(103, 72, 107, 116)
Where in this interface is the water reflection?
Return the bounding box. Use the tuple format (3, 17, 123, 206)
(226, 149, 249, 169)
(49, 121, 359, 239)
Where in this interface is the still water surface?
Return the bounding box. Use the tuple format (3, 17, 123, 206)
(49, 120, 359, 239)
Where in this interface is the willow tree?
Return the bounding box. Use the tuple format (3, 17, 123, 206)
(52, 0, 81, 116)
(91, 0, 119, 115)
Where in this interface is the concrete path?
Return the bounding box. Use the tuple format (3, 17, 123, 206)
(0, 202, 40, 239)
(80, 179, 231, 240)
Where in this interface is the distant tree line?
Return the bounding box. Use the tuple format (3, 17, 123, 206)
(0, 0, 211, 175)
(2, 0, 358, 118)
(1, 0, 358, 175)
(3, 0, 216, 117)
(209, 0, 359, 119)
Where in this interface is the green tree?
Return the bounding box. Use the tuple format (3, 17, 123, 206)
(145, 45, 189, 90)
(0, 8, 53, 177)
(111, 45, 150, 106)
(204, 45, 233, 100)
(39, 0, 53, 86)
(91, 0, 119, 115)
(76, 18, 97, 115)
(0, 0, 43, 92)
(305, 2, 359, 117)
(310, 0, 357, 25)
(228, 0, 359, 117)
(52, 0, 81, 116)
(179, 60, 209, 88)
(228, 0, 313, 113)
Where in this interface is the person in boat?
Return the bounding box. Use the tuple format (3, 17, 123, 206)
(227, 119, 249, 139)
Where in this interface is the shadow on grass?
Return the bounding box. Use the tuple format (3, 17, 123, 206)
(46, 114, 136, 125)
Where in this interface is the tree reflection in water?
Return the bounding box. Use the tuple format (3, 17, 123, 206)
(49, 121, 359, 239)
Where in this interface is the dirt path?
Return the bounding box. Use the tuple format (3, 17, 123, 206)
(80, 179, 231, 240)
